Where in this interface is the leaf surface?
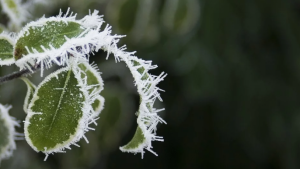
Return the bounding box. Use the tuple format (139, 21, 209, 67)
(25, 67, 85, 153)
(14, 21, 84, 60)
(77, 62, 104, 115)
(120, 127, 145, 151)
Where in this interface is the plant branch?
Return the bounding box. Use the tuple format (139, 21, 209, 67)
(0, 65, 40, 85)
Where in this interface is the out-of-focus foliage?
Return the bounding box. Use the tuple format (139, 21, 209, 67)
(2, 0, 300, 169)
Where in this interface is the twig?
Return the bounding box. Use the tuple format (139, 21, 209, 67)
(0, 65, 40, 85)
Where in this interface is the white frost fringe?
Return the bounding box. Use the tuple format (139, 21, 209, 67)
(0, 104, 20, 163)
(17, 8, 166, 157)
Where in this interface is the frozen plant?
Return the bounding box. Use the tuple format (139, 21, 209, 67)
(0, 0, 166, 163)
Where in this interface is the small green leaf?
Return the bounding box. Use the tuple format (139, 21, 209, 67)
(0, 33, 14, 65)
(21, 77, 36, 114)
(77, 62, 104, 115)
(120, 127, 145, 151)
(14, 21, 85, 60)
(0, 104, 18, 162)
(25, 66, 86, 154)
(114, 52, 166, 157)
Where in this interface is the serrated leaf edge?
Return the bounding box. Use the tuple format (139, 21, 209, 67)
(0, 104, 19, 163)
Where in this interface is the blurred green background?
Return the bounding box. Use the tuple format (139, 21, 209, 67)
(2, 0, 300, 168)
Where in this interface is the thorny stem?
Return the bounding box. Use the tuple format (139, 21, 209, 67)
(0, 65, 40, 85)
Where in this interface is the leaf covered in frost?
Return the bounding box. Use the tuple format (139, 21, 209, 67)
(14, 21, 84, 61)
(0, 32, 15, 65)
(0, 104, 19, 163)
(24, 61, 102, 159)
(21, 77, 36, 114)
(117, 57, 166, 157)
(13, 8, 113, 76)
(77, 62, 104, 116)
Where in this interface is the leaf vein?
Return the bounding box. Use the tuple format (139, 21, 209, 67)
(47, 69, 71, 134)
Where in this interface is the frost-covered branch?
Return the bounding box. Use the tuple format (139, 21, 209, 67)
(0, 6, 166, 162)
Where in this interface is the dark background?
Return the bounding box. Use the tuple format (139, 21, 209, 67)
(2, 0, 300, 168)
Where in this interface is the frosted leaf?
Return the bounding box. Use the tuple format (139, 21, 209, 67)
(77, 61, 104, 117)
(0, 104, 19, 163)
(0, 32, 15, 65)
(14, 8, 111, 76)
(117, 56, 167, 158)
(24, 59, 102, 159)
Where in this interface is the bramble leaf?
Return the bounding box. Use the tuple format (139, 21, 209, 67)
(21, 77, 36, 114)
(114, 52, 167, 157)
(13, 9, 107, 75)
(14, 20, 84, 61)
(25, 66, 86, 156)
(0, 33, 15, 65)
(77, 62, 104, 116)
(0, 104, 18, 163)
(24, 60, 103, 158)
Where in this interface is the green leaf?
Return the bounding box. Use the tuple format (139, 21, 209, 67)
(0, 33, 14, 65)
(24, 66, 86, 154)
(0, 104, 18, 162)
(120, 126, 146, 151)
(21, 77, 36, 114)
(77, 62, 104, 115)
(14, 21, 85, 60)
(113, 52, 166, 157)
